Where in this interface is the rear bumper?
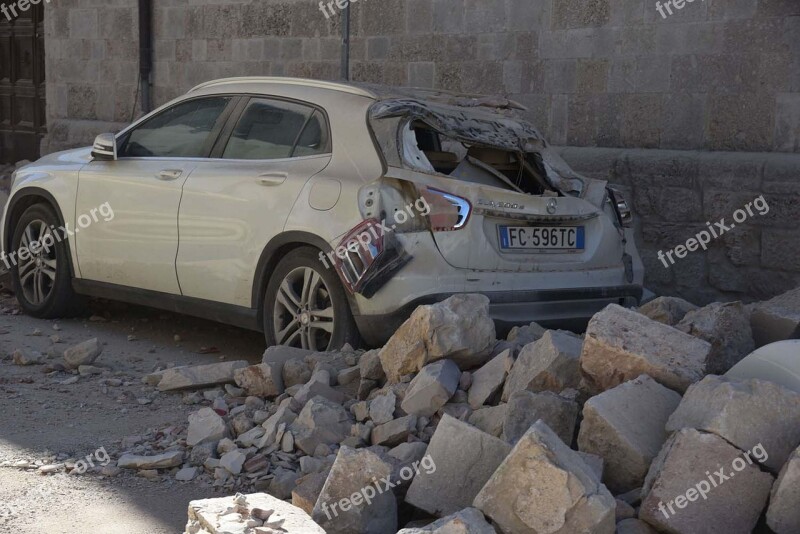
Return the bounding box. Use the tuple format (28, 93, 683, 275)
(355, 284, 643, 347)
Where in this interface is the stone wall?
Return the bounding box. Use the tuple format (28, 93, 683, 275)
(558, 147, 800, 305)
(43, 0, 800, 154)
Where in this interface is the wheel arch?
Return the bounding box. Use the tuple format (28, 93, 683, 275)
(252, 231, 361, 325)
(3, 188, 77, 278)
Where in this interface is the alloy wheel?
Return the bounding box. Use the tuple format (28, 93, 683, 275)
(18, 220, 57, 305)
(273, 266, 336, 350)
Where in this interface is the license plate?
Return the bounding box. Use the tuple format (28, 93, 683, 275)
(498, 225, 585, 251)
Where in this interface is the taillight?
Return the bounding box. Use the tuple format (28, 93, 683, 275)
(608, 187, 633, 227)
(420, 188, 472, 231)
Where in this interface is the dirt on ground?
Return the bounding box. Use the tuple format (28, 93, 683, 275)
(0, 290, 267, 534)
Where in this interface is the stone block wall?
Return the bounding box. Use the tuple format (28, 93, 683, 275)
(558, 147, 800, 304)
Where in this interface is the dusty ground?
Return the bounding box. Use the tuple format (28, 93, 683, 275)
(0, 290, 266, 534)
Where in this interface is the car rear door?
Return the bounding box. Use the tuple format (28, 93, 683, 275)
(176, 96, 332, 307)
(75, 96, 236, 294)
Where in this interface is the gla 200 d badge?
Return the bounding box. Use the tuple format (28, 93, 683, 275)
(477, 199, 526, 210)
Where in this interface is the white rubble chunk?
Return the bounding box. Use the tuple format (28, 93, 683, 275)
(157, 360, 249, 391)
(396, 508, 496, 533)
(187, 407, 230, 447)
(118, 451, 184, 470)
(184, 492, 324, 534)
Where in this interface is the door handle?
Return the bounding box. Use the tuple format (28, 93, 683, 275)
(256, 172, 288, 186)
(157, 169, 183, 181)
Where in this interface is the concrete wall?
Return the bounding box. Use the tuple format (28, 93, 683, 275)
(39, 0, 800, 303)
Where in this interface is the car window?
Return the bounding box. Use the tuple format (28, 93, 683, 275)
(119, 97, 231, 158)
(222, 99, 329, 160)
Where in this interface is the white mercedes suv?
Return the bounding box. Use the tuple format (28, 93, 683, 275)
(2, 77, 644, 350)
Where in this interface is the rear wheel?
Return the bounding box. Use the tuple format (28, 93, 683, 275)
(263, 247, 359, 351)
(10, 203, 79, 318)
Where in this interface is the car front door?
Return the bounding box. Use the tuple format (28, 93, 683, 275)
(176, 96, 332, 306)
(75, 96, 236, 294)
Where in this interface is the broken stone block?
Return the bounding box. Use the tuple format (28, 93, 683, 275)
(406, 414, 512, 517)
(507, 321, 547, 346)
(185, 492, 324, 534)
(293, 470, 330, 515)
(637, 296, 698, 326)
(666, 375, 800, 472)
(503, 390, 578, 445)
(502, 330, 583, 401)
(289, 396, 352, 455)
(257, 404, 297, 448)
(157, 360, 249, 392)
(118, 451, 183, 470)
(750, 286, 800, 347)
(379, 294, 496, 383)
(577, 451, 604, 480)
(337, 366, 360, 386)
(767, 445, 800, 534)
(581, 304, 710, 393)
(63, 338, 102, 369)
(262, 345, 314, 365)
(474, 420, 615, 534)
(369, 391, 396, 425)
(175, 467, 198, 482)
(269, 468, 303, 500)
(616, 518, 658, 534)
(311, 446, 397, 534)
(676, 301, 754, 374)
(372, 415, 416, 446)
(233, 361, 284, 397)
(468, 349, 512, 409)
(360, 349, 386, 381)
(388, 442, 428, 464)
(468, 404, 507, 437)
(577, 375, 681, 493)
(235, 426, 265, 448)
(396, 507, 496, 533)
(219, 449, 247, 475)
(640, 428, 773, 534)
(283, 358, 312, 388)
(401, 360, 460, 417)
(187, 407, 230, 447)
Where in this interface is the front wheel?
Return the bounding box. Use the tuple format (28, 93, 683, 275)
(10, 203, 79, 318)
(263, 247, 359, 351)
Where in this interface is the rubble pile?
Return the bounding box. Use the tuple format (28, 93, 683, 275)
(37, 289, 797, 533)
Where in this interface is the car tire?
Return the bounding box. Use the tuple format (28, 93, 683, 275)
(263, 246, 360, 351)
(10, 203, 82, 318)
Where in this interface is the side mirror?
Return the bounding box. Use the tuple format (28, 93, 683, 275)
(91, 133, 117, 161)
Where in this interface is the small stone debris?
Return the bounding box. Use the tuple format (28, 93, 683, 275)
(63, 338, 102, 369)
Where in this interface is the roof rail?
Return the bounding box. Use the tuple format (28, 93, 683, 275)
(188, 77, 377, 98)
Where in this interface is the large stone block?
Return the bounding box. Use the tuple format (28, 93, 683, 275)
(666, 375, 800, 472)
(503, 391, 578, 445)
(580, 304, 710, 393)
(311, 446, 397, 534)
(474, 420, 615, 534)
(396, 507, 496, 533)
(577, 375, 681, 493)
(289, 396, 352, 456)
(640, 429, 773, 534)
(502, 330, 583, 401)
(468, 349, 512, 408)
(767, 445, 800, 534)
(405, 414, 512, 517)
(184, 492, 324, 534)
(379, 295, 495, 383)
(637, 296, 698, 326)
